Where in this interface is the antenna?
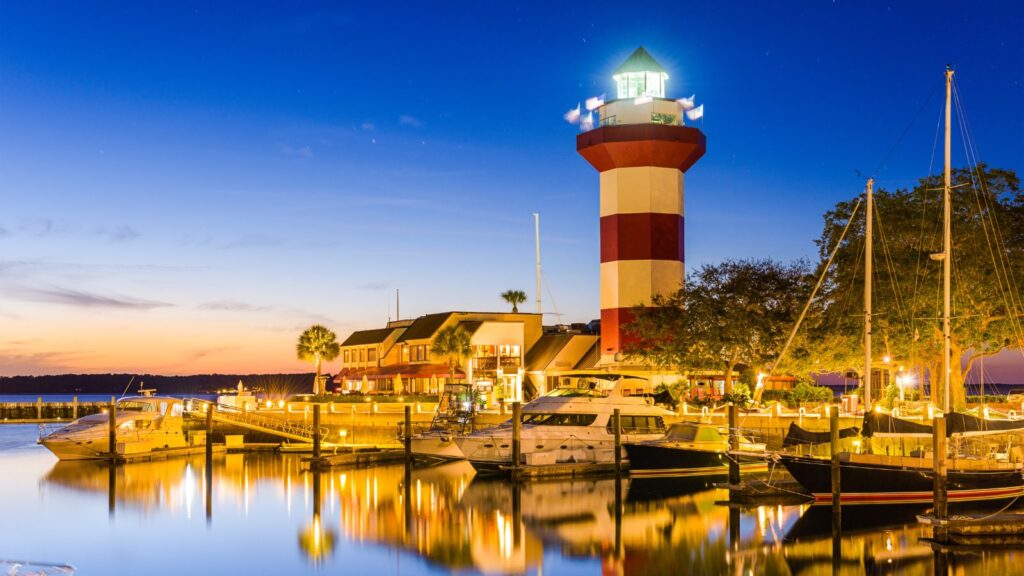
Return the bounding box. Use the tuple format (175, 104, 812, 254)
(534, 213, 542, 315)
(396, 288, 400, 321)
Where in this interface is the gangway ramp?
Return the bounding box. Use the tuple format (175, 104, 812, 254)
(186, 399, 327, 443)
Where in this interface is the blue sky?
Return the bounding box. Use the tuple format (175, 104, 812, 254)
(1, 1, 1022, 375)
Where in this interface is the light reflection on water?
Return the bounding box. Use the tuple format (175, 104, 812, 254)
(1, 424, 1023, 574)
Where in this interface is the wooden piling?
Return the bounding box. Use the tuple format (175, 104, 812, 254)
(205, 404, 214, 459)
(404, 405, 413, 463)
(72, 396, 78, 419)
(830, 405, 841, 506)
(108, 400, 117, 459)
(613, 408, 622, 476)
(512, 401, 522, 481)
(36, 396, 42, 420)
(933, 414, 948, 541)
(830, 404, 842, 555)
(313, 404, 321, 460)
(728, 403, 740, 489)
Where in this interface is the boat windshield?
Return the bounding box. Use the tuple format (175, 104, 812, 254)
(116, 401, 157, 413)
(522, 413, 598, 426)
(665, 423, 724, 443)
(544, 388, 607, 398)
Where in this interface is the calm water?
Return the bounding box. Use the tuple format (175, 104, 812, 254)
(1, 425, 1022, 575)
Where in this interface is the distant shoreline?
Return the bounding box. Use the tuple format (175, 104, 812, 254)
(0, 372, 317, 395)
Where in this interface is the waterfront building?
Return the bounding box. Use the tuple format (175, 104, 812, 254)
(334, 311, 545, 403)
(577, 47, 706, 364)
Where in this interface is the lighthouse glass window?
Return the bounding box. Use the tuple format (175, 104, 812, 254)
(616, 72, 665, 99)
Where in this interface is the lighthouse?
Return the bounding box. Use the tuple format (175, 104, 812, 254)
(577, 47, 706, 363)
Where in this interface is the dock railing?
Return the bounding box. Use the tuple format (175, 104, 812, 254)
(186, 398, 328, 443)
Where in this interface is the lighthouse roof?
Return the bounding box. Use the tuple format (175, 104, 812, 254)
(613, 47, 667, 76)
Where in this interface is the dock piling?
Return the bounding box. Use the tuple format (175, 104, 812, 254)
(72, 396, 78, 419)
(613, 408, 622, 476)
(36, 396, 42, 420)
(933, 414, 948, 542)
(512, 401, 522, 481)
(313, 404, 321, 460)
(108, 400, 117, 459)
(830, 403, 842, 559)
(205, 404, 214, 459)
(728, 403, 739, 489)
(404, 405, 412, 463)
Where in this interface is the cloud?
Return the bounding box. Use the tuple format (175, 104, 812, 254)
(361, 122, 375, 131)
(8, 286, 173, 310)
(356, 281, 390, 291)
(96, 225, 141, 242)
(197, 300, 271, 312)
(0, 225, 8, 237)
(399, 114, 423, 128)
(281, 144, 313, 157)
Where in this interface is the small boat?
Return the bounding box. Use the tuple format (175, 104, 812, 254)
(410, 383, 477, 460)
(40, 392, 189, 461)
(624, 421, 767, 477)
(456, 371, 674, 470)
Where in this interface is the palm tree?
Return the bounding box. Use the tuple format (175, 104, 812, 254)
(430, 325, 472, 383)
(500, 290, 527, 313)
(296, 325, 341, 395)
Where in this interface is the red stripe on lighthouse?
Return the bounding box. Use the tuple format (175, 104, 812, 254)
(600, 213, 685, 263)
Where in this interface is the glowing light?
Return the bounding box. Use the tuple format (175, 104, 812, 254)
(277, 400, 285, 409)
(883, 355, 891, 364)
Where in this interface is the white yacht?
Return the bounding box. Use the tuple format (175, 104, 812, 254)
(40, 394, 188, 460)
(455, 372, 674, 470)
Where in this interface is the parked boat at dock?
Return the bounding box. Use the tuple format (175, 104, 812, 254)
(410, 383, 476, 460)
(624, 421, 767, 477)
(39, 393, 189, 461)
(456, 372, 673, 470)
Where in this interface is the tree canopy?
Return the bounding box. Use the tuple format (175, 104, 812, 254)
(500, 290, 527, 313)
(623, 258, 812, 394)
(430, 325, 472, 381)
(296, 325, 341, 395)
(786, 165, 1024, 410)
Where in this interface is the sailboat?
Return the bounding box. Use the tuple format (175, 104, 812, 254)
(778, 67, 1024, 505)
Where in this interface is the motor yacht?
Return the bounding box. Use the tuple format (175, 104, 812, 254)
(624, 421, 767, 477)
(40, 394, 188, 460)
(455, 372, 674, 470)
(410, 383, 476, 460)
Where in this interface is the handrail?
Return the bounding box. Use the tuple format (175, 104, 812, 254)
(185, 399, 328, 442)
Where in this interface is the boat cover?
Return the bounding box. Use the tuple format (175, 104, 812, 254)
(781, 422, 860, 447)
(861, 412, 933, 437)
(946, 412, 1024, 435)
(862, 411, 1024, 437)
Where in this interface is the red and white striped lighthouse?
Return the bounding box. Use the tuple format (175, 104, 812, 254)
(577, 47, 706, 362)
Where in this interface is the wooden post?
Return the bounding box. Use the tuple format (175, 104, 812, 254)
(512, 401, 521, 480)
(313, 404, 321, 460)
(933, 414, 948, 542)
(108, 400, 117, 459)
(613, 473, 623, 560)
(728, 403, 740, 489)
(830, 404, 842, 556)
(613, 408, 622, 476)
(404, 405, 413, 463)
(205, 404, 214, 459)
(72, 396, 78, 419)
(830, 405, 841, 506)
(36, 396, 42, 420)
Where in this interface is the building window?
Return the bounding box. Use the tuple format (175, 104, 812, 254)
(411, 344, 428, 362)
(402, 345, 409, 361)
(368, 348, 377, 362)
(359, 349, 365, 363)
(651, 112, 676, 125)
(343, 350, 350, 363)
(499, 345, 520, 358)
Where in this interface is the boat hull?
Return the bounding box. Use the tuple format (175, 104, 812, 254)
(411, 432, 465, 460)
(40, 438, 109, 461)
(779, 454, 1024, 505)
(624, 443, 767, 477)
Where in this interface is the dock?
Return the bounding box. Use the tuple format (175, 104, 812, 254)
(918, 512, 1024, 545)
(115, 444, 227, 463)
(302, 447, 407, 470)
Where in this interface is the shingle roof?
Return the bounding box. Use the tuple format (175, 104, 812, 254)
(397, 312, 455, 342)
(341, 327, 399, 347)
(613, 47, 667, 76)
(524, 334, 574, 371)
(457, 320, 483, 336)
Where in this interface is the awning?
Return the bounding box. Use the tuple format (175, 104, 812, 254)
(335, 364, 464, 382)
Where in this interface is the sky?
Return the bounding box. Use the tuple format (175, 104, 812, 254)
(1, 1, 1022, 377)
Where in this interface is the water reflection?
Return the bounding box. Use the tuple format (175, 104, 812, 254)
(35, 452, 1024, 575)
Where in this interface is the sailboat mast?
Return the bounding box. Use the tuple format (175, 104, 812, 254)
(943, 66, 954, 414)
(865, 177, 874, 411)
(534, 212, 542, 315)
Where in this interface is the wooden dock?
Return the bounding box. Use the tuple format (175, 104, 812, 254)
(116, 444, 226, 463)
(302, 447, 407, 470)
(918, 512, 1024, 545)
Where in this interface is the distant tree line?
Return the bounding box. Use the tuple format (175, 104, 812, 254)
(0, 373, 316, 395)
